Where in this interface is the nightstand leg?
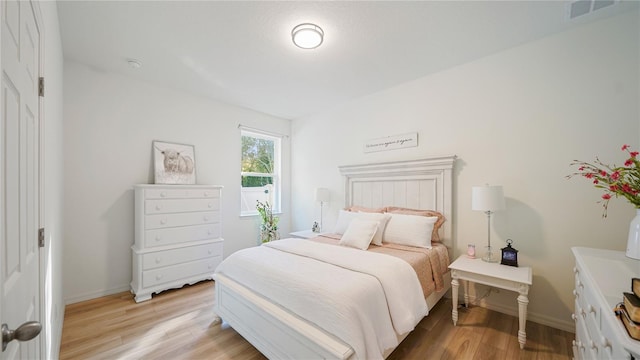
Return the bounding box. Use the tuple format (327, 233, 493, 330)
(517, 291, 529, 349)
(451, 276, 459, 325)
(463, 280, 470, 308)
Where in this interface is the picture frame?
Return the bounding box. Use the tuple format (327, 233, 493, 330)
(152, 140, 196, 184)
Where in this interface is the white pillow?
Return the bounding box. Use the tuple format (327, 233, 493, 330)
(333, 210, 361, 234)
(339, 219, 379, 250)
(383, 213, 438, 248)
(334, 210, 390, 246)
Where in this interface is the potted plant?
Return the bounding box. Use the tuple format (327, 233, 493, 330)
(256, 200, 279, 243)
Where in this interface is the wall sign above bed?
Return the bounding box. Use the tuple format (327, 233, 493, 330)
(364, 132, 418, 153)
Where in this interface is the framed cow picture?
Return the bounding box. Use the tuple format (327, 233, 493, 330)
(152, 140, 196, 184)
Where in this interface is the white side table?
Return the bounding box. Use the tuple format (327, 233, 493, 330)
(449, 255, 532, 349)
(289, 230, 324, 239)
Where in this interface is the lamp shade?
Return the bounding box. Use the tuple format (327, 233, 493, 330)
(315, 188, 330, 202)
(472, 185, 505, 211)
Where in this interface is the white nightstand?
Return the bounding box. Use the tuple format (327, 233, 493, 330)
(289, 230, 323, 239)
(449, 255, 532, 349)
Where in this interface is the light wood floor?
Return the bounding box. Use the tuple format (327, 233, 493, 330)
(60, 280, 574, 359)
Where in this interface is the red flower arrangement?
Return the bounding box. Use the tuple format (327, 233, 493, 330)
(568, 144, 640, 217)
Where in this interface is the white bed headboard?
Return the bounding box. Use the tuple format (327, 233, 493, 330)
(338, 155, 457, 251)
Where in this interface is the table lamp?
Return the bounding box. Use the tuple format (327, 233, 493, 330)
(315, 188, 330, 232)
(472, 185, 505, 262)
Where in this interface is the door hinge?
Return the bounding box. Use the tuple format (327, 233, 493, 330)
(38, 77, 44, 97)
(38, 228, 44, 247)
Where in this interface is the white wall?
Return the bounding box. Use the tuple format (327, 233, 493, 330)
(291, 11, 639, 332)
(62, 62, 291, 303)
(40, 1, 65, 358)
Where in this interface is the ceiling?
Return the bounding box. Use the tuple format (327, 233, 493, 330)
(56, 1, 637, 120)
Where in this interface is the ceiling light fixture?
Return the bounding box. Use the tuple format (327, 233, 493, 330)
(291, 23, 324, 49)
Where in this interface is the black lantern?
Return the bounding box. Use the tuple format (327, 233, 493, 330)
(500, 239, 518, 267)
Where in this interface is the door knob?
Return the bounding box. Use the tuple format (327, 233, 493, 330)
(2, 321, 41, 352)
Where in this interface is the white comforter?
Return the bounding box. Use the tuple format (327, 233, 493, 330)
(214, 238, 428, 359)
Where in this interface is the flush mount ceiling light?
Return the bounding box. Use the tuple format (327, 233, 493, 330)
(291, 23, 324, 49)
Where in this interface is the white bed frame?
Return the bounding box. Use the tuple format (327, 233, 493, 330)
(214, 156, 457, 359)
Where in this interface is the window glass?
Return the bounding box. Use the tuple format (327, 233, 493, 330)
(241, 130, 281, 215)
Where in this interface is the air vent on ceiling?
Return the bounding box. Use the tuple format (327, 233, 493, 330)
(567, 0, 616, 20)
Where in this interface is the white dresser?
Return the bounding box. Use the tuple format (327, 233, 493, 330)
(131, 184, 224, 302)
(572, 247, 640, 359)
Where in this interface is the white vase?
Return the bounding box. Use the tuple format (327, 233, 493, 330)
(627, 209, 640, 259)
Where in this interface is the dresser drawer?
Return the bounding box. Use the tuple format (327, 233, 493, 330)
(142, 257, 220, 288)
(142, 242, 223, 270)
(145, 211, 220, 230)
(601, 307, 632, 360)
(575, 311, 599, 360)
(144, 199, 220, 215)
(575, 266, 602, 335)
(145, 198, 220, 214)
(145, 223, 221, 248)
(144, 188, 220, 200)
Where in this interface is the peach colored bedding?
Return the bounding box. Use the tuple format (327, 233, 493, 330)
(311, 234, 450, 299)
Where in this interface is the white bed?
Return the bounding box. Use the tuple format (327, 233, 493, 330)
(213, 156, 456, 359)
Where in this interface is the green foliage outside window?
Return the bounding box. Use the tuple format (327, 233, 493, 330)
(241, 135, 275, 187)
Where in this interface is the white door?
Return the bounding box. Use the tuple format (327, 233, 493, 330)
(0, 0, 42, 358)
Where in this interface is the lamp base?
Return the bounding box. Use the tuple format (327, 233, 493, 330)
(482, 246, 498, 263)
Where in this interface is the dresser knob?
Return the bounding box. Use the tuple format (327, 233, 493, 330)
(589, 340, 597, 350)
(155, 258, 161, 264)
(160, 192, 166, 197)
(601, 336, 611, 349)
(155, 236, 161, 242)
(573, 289, 579, 298)
(580, 308, 586, 317)
(208, 249, 212, 255)
(208, 230, 212, 235)
(208, 203, 213, 208)
(204, 192, 209, 197)
(156, 275, 163, 280)
(203, 217, 209, 222)
(160, 219, 167, 225)
(155, 205, 162, 210)
(571, 313, 577, 322)
(573, 267, 578, 274)
(588, 305, 596, 314)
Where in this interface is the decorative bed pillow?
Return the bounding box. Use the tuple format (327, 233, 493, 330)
(334, 210, 390, 246)
(338, 219, 379, 250)
(385, 207, 445, 242)
(382, 213, 438, 248)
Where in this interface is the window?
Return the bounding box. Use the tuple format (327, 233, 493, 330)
(240, 129, 281, 216)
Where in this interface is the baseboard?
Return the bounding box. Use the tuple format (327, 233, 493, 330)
(462, 294, 575, 333)
(64, 285, 131, 305)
